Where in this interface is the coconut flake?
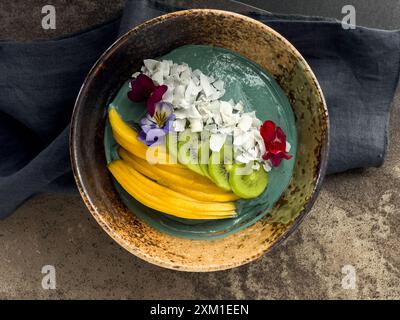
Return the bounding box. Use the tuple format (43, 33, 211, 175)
(234, 131, 251, 147)
(213, 79, 224, 91)
(236, 152, 251, 164)
(152, 70, 163, 85)
(185, 105, 202, 119)
(286, 141, 291, 153)
(185, 79, 201, 102)
(176, 64, 188, 74)
(252, 162, 260, 171)
(173, 119, 186, 132)
(200, 73, 216, 97)
(234, 102, 244, 112)
(204, 123, 218, 134)
(263, 161, 272, 172)
(132, 71, 141, 78)
(210, 133, 227, 152)
(162, 87, 174, 103)
(220, 101, 235, 124)
(180, 68, 191, 84)
(143, 59, 159, 72)
(174, 109, 188, 119)
(189, 118, 203, 132)
(159, 60, 170, 77)
(238, 114, 253, 132)
(209, 87, 225, 101)
(173, 85, 186, 106)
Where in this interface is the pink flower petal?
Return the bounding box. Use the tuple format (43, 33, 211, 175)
(270, 153, 284, 167)
(276, 127, 287, 145)
(127, 74, 155, 102)
(260, 120, 276, 144)
(260, 120, 292, 167)
(147, 85, 168, 116)
(282, 152, 293, 160)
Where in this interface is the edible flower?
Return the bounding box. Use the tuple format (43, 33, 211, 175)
(260, 120, 292, 167)
(138, 102, 175, 146)
(128, 73, 168, 116)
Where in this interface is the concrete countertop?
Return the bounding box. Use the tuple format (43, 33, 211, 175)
(0, 0, 399, 299)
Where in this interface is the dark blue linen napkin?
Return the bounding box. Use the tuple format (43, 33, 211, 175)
(0, 0, 399, 218)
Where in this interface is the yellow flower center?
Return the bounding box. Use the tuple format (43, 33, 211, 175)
(153, 111, 167, 127)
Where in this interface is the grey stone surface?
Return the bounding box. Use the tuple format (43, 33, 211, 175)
(246, 0, 400, 29)
(0, 0, 399, 299)
(0, 0, 125, 41)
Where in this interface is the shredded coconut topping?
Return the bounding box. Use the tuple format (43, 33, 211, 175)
(134, 59, 280, 171)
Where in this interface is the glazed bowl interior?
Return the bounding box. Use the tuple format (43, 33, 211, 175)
(71, 9, 328, 271)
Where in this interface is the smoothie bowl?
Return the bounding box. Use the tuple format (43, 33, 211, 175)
(70, 9, 329, 271)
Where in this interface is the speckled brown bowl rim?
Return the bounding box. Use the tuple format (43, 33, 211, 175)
(70, 9, 329, 272)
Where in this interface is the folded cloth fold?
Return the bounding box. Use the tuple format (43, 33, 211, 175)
(0, 0, 399, 218)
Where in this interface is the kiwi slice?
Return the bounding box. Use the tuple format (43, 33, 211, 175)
(177, 131, 204, 176)
(229, 163, 269, 199)
(208, 145, 234, 191)
(165, 133, 179, 163)
(198, 141, 213, 180)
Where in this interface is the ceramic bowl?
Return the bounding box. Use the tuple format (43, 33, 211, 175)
(70, 9, 329, 271)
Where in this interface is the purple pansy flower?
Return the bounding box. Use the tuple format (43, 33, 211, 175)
(138, 102, 175, 146)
